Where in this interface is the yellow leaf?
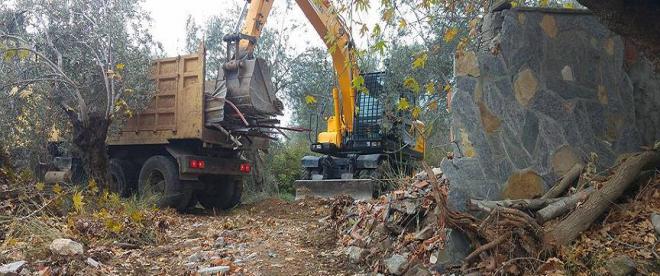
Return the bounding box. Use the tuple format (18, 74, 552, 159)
(444, 84, 452, 93)
(72, 191, 85, 213)
(397, 98, 410, 111)
(411, 106, 422, 119)
(398, 18, 407, 30)
(305, 95, 317, 105)
(540, 0, 549, 6)
(17, 49, 29, 60)
(403, 76, 420, 93)
(129, 210, 144, 224)
(382, 8, 394, 24)
(412, 52, 428, 69)
(511, 1, 519, 8)
(443, 27, 458, 43)
(3, 49, 16, 61)
(35, 182, 45, 191)
(563, 2, 575, 8)
(105, 218, 123, 234)
(52, 183, 63, 195)
(425, 82, 435, 95)
(115, 63, 125, 71)
(88, 178, 99, 193)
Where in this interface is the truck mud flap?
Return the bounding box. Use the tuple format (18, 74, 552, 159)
(294, 179, 376, 201)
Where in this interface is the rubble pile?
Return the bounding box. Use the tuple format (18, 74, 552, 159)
(331, 169, 449, 274)
(332, 150, 660, 274)
(331, 168, 546, 274)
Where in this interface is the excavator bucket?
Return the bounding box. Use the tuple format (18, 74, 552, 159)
(225, 58, 283, 117)
(294, 179, 376, 201)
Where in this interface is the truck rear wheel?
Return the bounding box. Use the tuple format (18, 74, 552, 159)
(138, 155, 192, 212)
(109, 159, 136, 197)
(197, 176, 243, 210)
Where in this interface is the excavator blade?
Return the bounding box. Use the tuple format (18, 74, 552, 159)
(294, 179, 376, 201)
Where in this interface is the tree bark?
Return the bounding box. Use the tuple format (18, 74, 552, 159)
(536, 187, 594, 224)
(541, 163, 584, 199)
(544, 151, 660, 245)
(69, 111, 111, 186)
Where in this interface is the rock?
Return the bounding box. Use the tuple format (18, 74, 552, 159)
(213, 237, 226, 249)
(0, 261, 26, 275)
(604, 255, 636, 276)
(385, 254, 409, 275)
(403, 263, 431, 276)
(415, 168, 443, 180)
(345, 246, 367, 264)
(513, 68, 538, 107)
(181, 238, 200, 247)
(414, 226, 434, 241)
(651, 213, 660, 235)
(455, 51, 480, 77)
(187, 252, 205, 263)
(197, 266, 230, 275)
(49, 239, 84, 256)
(86, 258, 101, 268)
(434, 229, 471, 266)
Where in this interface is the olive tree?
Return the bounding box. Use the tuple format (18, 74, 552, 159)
(0, 0, 158, 185)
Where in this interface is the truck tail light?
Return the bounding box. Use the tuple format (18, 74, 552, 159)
(189, 160, 205, 169)
(240, 163, 251, 173)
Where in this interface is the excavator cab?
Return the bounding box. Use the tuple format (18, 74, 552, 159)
(296, 72, 425, 200)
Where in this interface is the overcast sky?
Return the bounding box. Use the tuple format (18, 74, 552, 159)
(143, 0, 324, 56)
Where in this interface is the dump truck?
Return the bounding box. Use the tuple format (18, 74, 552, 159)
(106, 45, 283, 211)
(225, 0, 426, 200)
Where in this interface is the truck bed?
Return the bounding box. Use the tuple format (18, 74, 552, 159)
(107, 46, 236, 148)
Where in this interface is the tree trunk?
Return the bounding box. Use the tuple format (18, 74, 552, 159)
(69, 112, 111, 186)
(541, 163, 584, 199)
(544, 151, 660, 245)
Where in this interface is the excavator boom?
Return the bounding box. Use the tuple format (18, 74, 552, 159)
(225, 0, 424, 200)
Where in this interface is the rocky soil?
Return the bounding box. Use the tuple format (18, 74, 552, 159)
(0, 198, 359, 275)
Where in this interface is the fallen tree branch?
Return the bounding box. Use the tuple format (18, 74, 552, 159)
(536, 187, 594, 224)
(544, 151, 660, 245)
(463, 233, 510, 263)
(470, 198, 561, 211)
(542, 163, 584, 199)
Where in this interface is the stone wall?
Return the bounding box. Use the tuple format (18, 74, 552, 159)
(441, 7, 660, 211)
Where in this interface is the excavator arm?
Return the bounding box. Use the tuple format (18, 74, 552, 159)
(232, 0, 359, 147)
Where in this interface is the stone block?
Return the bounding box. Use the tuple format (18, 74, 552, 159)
(501, 169, 545, 199)
(514, 68, 538, 107)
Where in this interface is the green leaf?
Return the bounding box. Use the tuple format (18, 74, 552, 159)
(372, 40, 387, 55)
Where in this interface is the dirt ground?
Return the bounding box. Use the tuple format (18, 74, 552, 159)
(98, 198, 359, 275)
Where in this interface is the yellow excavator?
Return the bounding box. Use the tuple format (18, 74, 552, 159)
(223, 0, 426, 200)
